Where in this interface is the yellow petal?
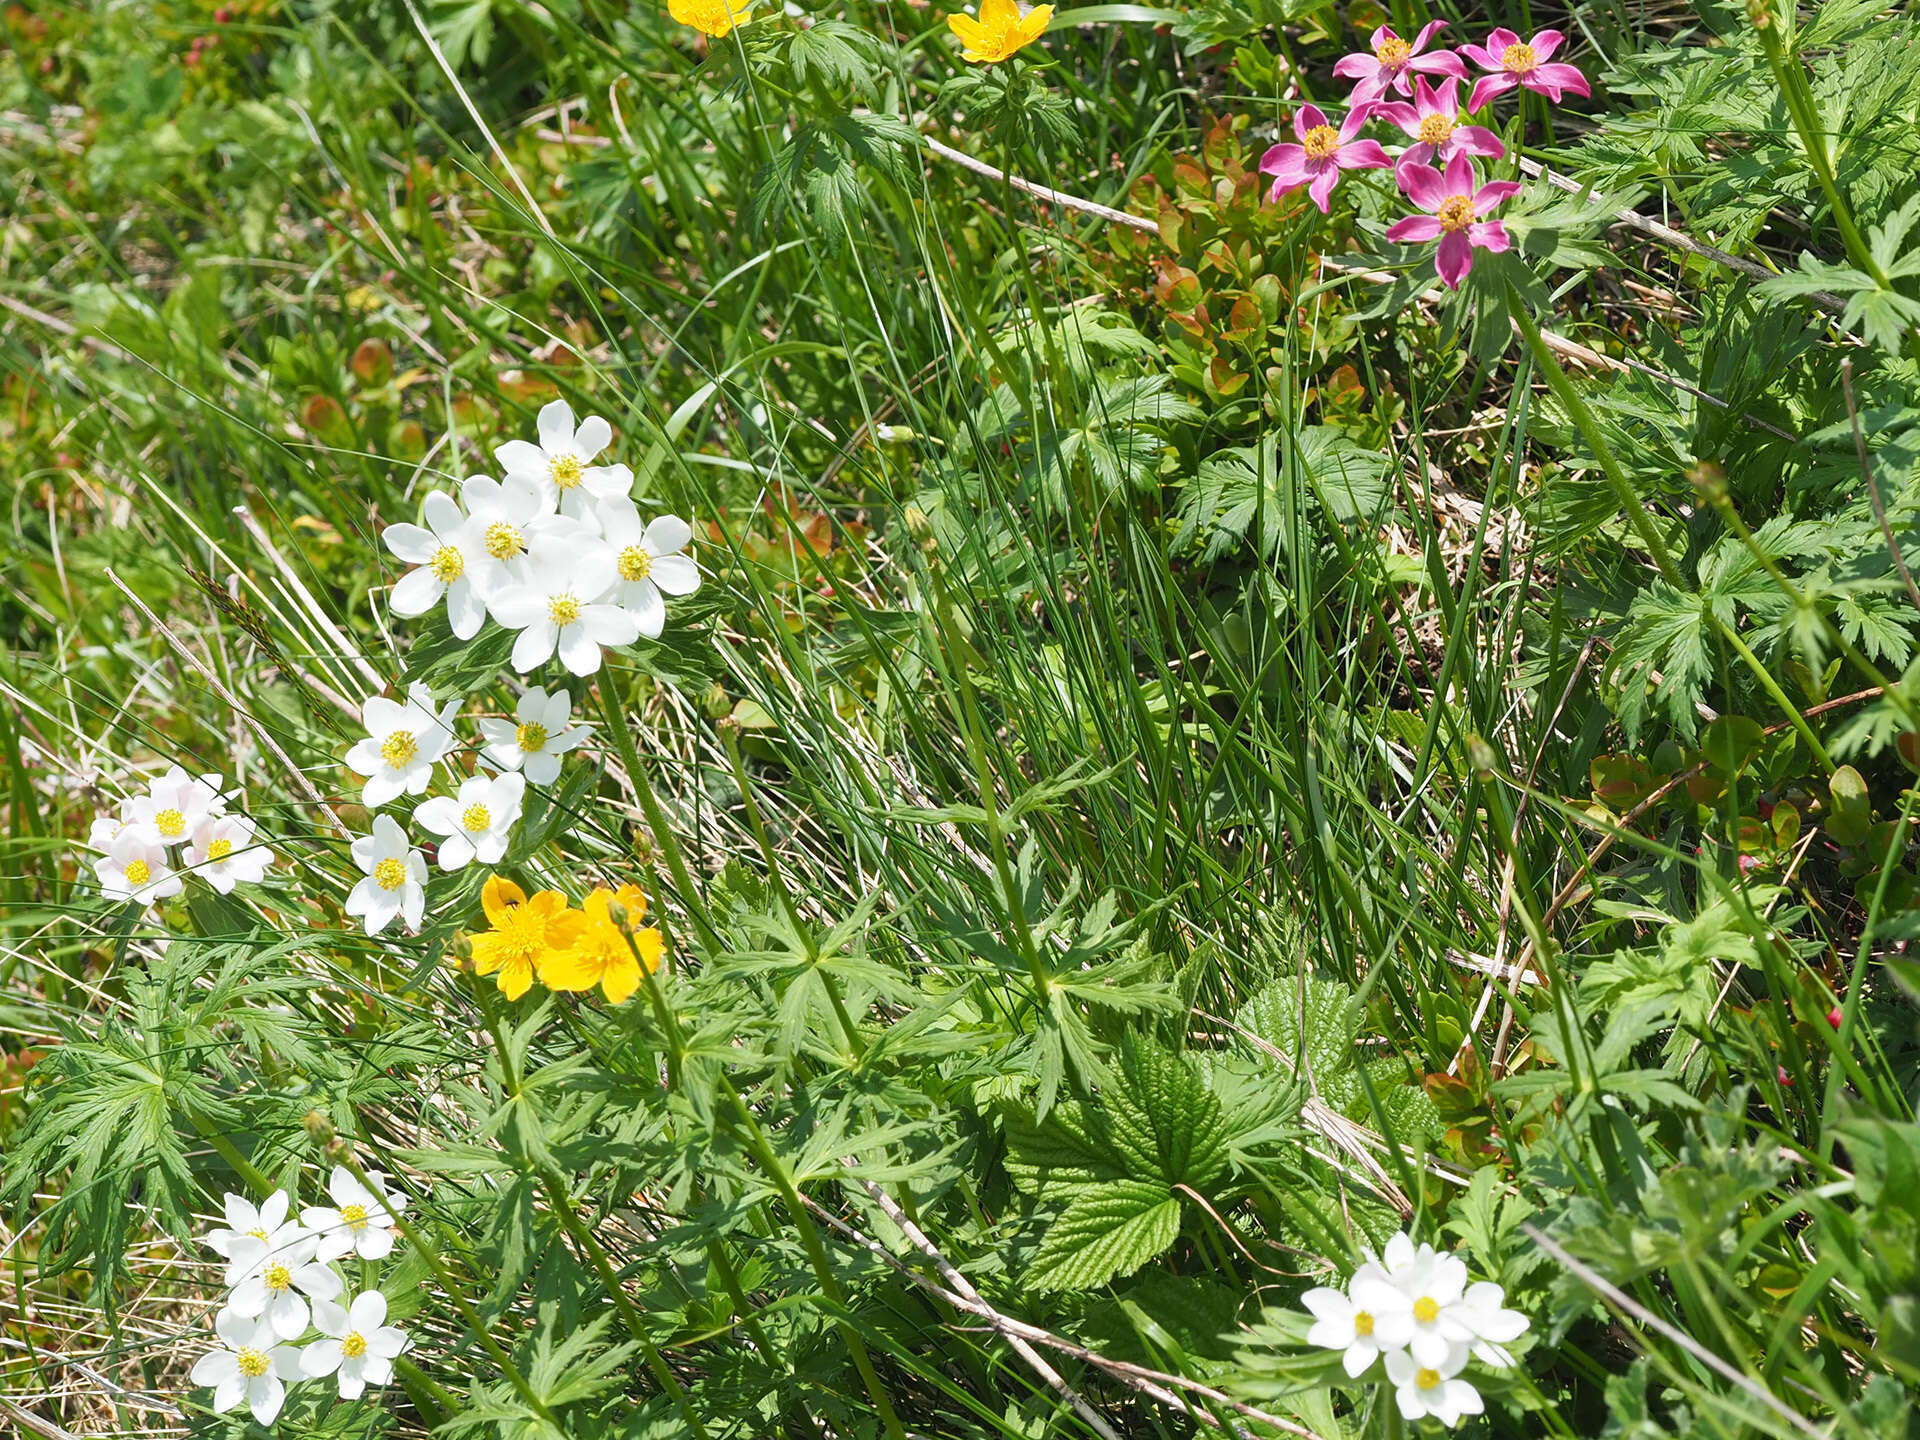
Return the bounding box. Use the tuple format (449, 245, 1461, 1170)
(496, 956, 535, 1000)
(977, 0, 1019, 28)
(630, 926, 666, 975)
(600, 959, 641, 1006)
(481, 874, 525, 926)
(1021, 4, 1053, 40)
(948, 13, 986, 44)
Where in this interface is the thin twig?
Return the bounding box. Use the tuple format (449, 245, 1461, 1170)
(1522, 1224, 1829, 1440)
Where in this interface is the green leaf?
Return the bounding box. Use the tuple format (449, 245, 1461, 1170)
(1028, 1178, 1182, 1291)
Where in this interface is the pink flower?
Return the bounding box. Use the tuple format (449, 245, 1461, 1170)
(1459, 28, 1591, 110)
(1375, 77, 1505, 179)
(1331, 22, 1466, 104)
(1384, 153, 1520, 289)
(1259, 104, 1391, 213)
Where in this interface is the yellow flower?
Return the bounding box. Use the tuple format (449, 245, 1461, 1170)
(538, 885, 663, 1006)
(947, 0, 1052, 64)
(469, 876, 583, 1001)
(668, 0, 752, 39)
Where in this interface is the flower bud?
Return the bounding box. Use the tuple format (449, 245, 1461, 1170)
(1687, 459, 1728, 505)
(606, 899, 630, 930)
(302, 1110, 336, 1146)
(325, 1137, 355, 1165)
(1466, 734, 1499, 777)
(446, 929, 473, 963)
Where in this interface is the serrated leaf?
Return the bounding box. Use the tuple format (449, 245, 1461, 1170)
(1028, 1178, 1181, 1291)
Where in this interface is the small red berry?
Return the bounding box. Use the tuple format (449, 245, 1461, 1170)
(215, 4, 235, 21)
(1827, 1007, 1843, 1029)
(1777, 1065, 1792, 1086)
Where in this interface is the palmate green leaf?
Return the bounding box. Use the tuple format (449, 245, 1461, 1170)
(1026, 1177, 1182, 1291)
(1106, 1033, 1230, 1192)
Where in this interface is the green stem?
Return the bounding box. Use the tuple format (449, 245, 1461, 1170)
(718, 723, 865, 1060)
(596, 680, 724, 956)
(1755, 9, 1892, 292)
(1507, 287, 1684, 588)
(188, 1111, 273, 1194)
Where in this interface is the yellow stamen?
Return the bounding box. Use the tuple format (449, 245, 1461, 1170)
(124, 859, 152, 886)
(341, 1203, 369, 1231)
(1413, 1295, 1440, 1323)
(155, 807, 185, 838)
(429, 545, 464, 582)
(1353, 1310, 1375, 1336)
(380, 731, 417, 767)
(1501, 42, 1536, 73)
(247, 1227, 269, 1241)
(208, 838, 234, 861)
(618, 545, 653, 582)
(1415, 1367, 1442, 1389)
(374, 858, 408, 891)
(341, 1331, 367, 1359)
(462, 803, 491, 833)
(1376, 37, 1411, 66)
(547, 595, 581, 626)
(1302, 124, 1340, 162)
(1437, 195, 1475, 232)
(237, 1347, 270, 1378)
(1417, 113, 1454, 146)
(484, 522, 524, 560)
(263, 1261, 292, 1292)
(516, 722, 549, 754)
(548, 453, 584, 490)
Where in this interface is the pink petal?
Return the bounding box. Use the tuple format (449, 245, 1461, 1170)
(1294, 104, 1328, 141)
(1469, 221, 1512, 254)
(1398, 161, 1448, 210)
(1529, 63, 1591, 98)
(1336, 139, 1392, 170)
(1386, 214, 1445, 243)
(1395, 147, 1438, 184)
(1369, 23, 1397, 49)
(1484, 28, 1521, 52)
(1472, 180, 1522, 214)
(1435, 230, 1474, 288)
(1333, 53, 1379, 80)
(1258, 144, 1308, 181)
(1337, 104, 1376, 141)
(1408, 51, 1468, 81)
(1408, 19, 1447, 52)
(1373, 101, 1419, 135)
(1440, 151, 1476, 195)
(1454, 126, 1506, 159)
(1457, 43, 1497, 70)
(1468, 73, 1517, 110)
(1530, 29, 1565, 61)
(1307, 165, 1342, 213)
(1347, 71, 1392, 104)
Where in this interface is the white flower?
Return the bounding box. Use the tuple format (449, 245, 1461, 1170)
(491, 548, 641, 677)
(94, 832, 182, 905)
(183, 814, 274, 893)
(204, 1190, 303, 1262)
(225, 1230, 343, 1340)
(301, 1165, 407, 1262)
(383, 490, 488, 640)
(86, 811, 132, 852)
(1301, 1265, 1415, 1377)
(301, 1289, 409, 1400)
(595, 499, 702, 638)
(124, 764, 226, 847)
(1385, 1345, 1483, 1428)
(461, 474, 585, 602)
(345, 682, 461, 809)
(415, 772, 525, 871)
(191, 1310, 303, 1425)
(494, 399, 631, 519)
(345, 814, 428, 936)
(1455, 1280, 1529, 1367)
(476, 686, 589, 786)
(1376, 1232, 1477, 1368)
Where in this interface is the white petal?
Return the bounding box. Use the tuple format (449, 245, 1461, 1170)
(643, 514, 693, 554)
(382, 523, 438, 564)
(414, 797, 462, 839)
(524, 751, 564, 786)
(448, 577, 487, 639)
(357, 1227, 396, 1260)
(626, 582, 666, 639)
(422, 490, 465, 540)
(301, 1338, 345, 1377)
(350, 1291, 389, 1330)
(536, 399, 576, 452)
(402, 882, 425, 931)
(212, 1373, 246, 1413)
(494, 439, 547, 478)
(572, 413, 612, 459)
(648, 552, 701, 596)
(248, 1374, 286, 1425)
(310, 1296, 348, 1337)
(192, 1349, 240, 1386)
(390, 565, 445, 616)
(557, 624, 604, 677)
(511, 622, 557, 674)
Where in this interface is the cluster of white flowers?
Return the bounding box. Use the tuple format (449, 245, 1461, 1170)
(338, 679, 588, 935)
(192, 1169, 412, 1425)
(383, 399, 701, 676)
(1301, 1232, 1529, 1428)
(87, 764, 274, 906)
